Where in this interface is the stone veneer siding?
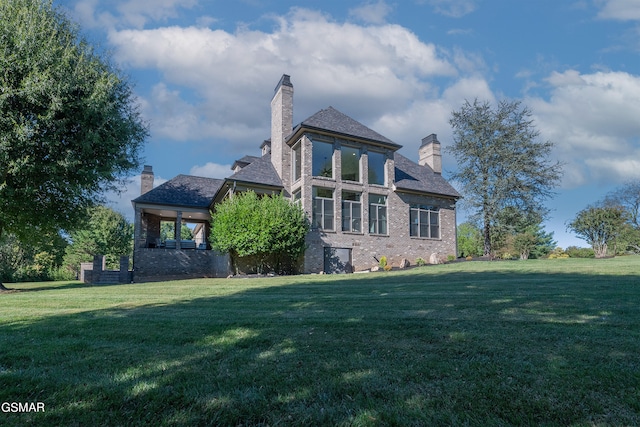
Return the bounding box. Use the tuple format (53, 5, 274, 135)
(290, 132, 457, 273)
(133, 249, 230, 282)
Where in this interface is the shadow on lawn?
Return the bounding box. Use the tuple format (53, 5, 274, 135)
(1, 266, 640, 426)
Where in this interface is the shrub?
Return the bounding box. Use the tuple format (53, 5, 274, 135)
(383, 264, 392, 271)
(466, 255, 473, 261)
(565, 246, 595, 259)
(447, 254, 456, 262)
(416, 257, 426, 266)
(548, 247, 570, 259)
(379, 256, 387, 269)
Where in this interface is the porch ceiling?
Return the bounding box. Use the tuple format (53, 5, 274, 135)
(142, 207, 211, 221)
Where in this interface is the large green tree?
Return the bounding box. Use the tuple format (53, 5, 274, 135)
(0, 0, 147, 288)
(211, 191, 309, 275)
(567, 205, 626, 258)
(448, 99, 563, 255)
(63, 206, 133, 276)
(602, 180, 640, 253)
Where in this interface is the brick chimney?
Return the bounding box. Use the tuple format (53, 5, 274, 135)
(270, 74, 293, 183)
(140, 165, 154, 195)
(418, 134, 442, 174)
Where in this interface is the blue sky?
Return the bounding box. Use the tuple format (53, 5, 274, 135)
(58, 0, 640, 248)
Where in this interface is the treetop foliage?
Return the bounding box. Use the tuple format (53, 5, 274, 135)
(448, 99, 563, 255)
(0, 0, 148, 241)
(210, 192, 309, 275)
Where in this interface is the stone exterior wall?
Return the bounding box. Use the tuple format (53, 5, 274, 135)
(290, 132, 457, 273)
(133, 249, 230, 282)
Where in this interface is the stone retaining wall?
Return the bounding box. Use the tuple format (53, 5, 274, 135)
(133, 249, 230, 282)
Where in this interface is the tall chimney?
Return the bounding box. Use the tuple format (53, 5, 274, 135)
(140, 165, 154, 195)
(270, 74, 293, 183)
(419, 134, 442, 174)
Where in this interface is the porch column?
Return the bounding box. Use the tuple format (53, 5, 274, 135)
(175, 211, 182, 249)
(134, 206, 143, 248)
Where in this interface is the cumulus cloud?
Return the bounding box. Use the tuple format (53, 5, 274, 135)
(189, 162, 233, 178)
(73, 0, 198, 29)
(527, 70, 640, 187)
(596, 0, 640, 21)
(425, 0, 477, 18)
(107, 7, 468, 154)
(349, 1, 393, 24)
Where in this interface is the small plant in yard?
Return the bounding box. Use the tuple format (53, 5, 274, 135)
(379, 256, 387, 269)
(466, 255, 473, 261)
(383, 264, 392, 271)
(447, 254, 456, 262)
(416, 257, 426, 266)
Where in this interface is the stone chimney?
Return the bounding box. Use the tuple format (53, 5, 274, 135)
(418, 134, 442, 174)
(140, 165, 154, 195)
(270, 74, 293, 183)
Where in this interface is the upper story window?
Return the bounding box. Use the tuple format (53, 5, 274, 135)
(369, 194, 387, 235)
(312, 140, 333, 178)
(341, 146, 360, 182)
(292, 142, 302, 182)
(342, 191, 361, 233)
(312, 187, 334, 231)
(368, 150, 386, 186)
(410, 205, 440, 239)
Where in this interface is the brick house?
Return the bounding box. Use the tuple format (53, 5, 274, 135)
(132, 75, 459, 280)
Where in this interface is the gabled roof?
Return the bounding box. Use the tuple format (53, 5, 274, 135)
(232, 155, 260, 170)
(394, 153, 460, 199)
(226, 154, 283, 188)
(292, 107, 402, 150)
(132, 175, 224, 208)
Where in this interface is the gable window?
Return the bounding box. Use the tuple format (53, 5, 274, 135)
(342, 191, 361, 233)
(341, 146, 360, 182)
(369, 194, 387, 235)
(292, 142, 302, 182)
(368, 151, 386, 186)
(313, 187, 334, 230)
(410, 205, 440, 239)
(312, 140, 333, 178)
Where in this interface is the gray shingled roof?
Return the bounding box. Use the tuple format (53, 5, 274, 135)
(232, 155, 260, 170)
(132, 175, 224, 208)
(297, 107, 402, 149)
(227, 154, 283, 188)
(394, 153, 460, 198)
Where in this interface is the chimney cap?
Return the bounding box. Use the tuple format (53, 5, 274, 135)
(421, 134, 439, 147)
(142, 165, 153, 173)
(274, 74, 293, 94)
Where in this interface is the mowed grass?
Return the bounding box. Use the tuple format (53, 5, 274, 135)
(1, 258, 640, 426)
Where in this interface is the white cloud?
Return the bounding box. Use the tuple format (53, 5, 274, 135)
(349, 1, 393, 24)
(107, 7, 469, 154)
(425, 0, 477, 18)
(528, 70, 640, 187)
(189, 163, 233, 179)
(596, 0, 640, 21)
(73, 0, 198, 29)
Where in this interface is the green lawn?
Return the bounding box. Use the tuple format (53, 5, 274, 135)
(1, 257, 639, 426)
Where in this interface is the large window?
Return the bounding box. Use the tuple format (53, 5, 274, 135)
(410, 205, 440, 238)
(292, 142, 302, 182)
(313, 187, 334, 230)
(368, 151, 386, 185)
(369, 194, 387, 235)
(341, 146, 360, 182)
(342, 191, 361, 233)
(312, 140, 333, 178)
